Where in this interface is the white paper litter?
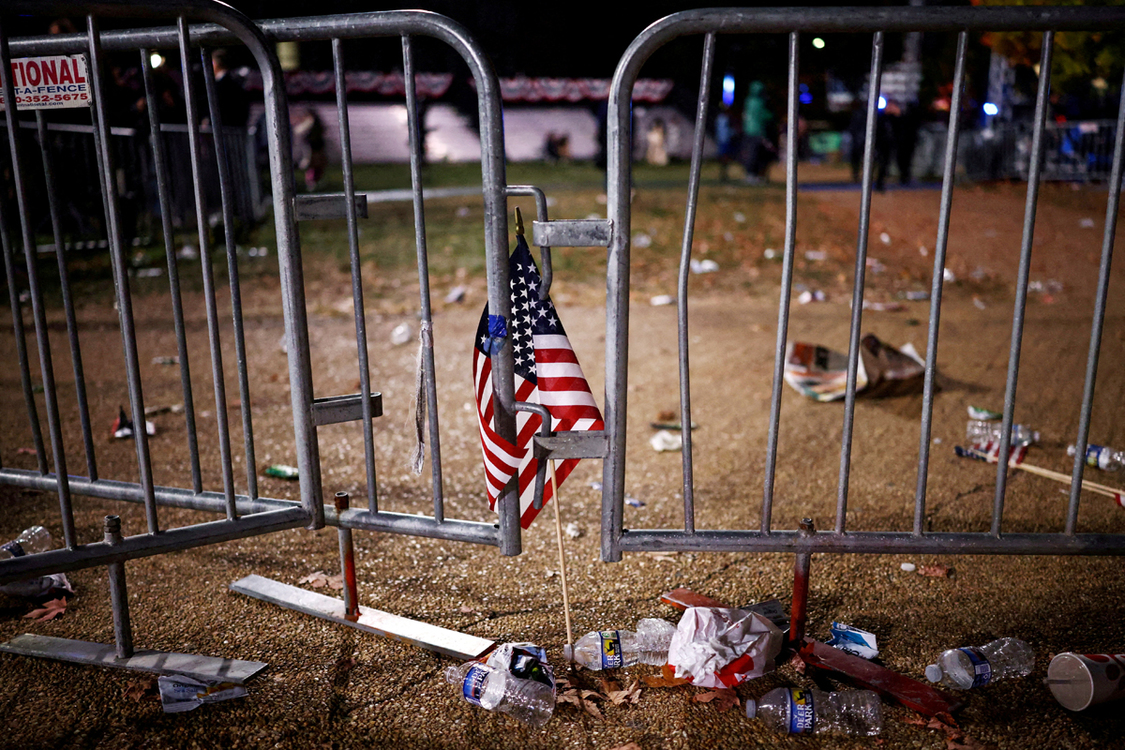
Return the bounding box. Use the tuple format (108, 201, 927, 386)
(667, 607, 783, 689)
(650, 430, 683, 452)
(158, 675, 247, 713)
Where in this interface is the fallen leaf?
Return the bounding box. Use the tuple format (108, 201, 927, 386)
(788, 652, 807, 675)
(643, 663, 689, 688)
(608, 679, 642, 705)
(124, 675, 159, 702)
(580, 689, 606, 701)
(646, 551, 678, 563)
(600, 676, 620, 695)
(919, 564, 952, 578)
(298, 571, 330, 588)
(556, 691, 582, 707)
(609, 744, 642, 750)
(582, 700, 604, 720)
(694, 689, 739, 712)
(23, 597, 67, 622)
(326, 574, 344, 591)
(902, 715, 930, 728)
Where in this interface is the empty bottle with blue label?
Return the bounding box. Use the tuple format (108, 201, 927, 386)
(0, 525, 68, 598)
(1067, 443, 1124, 472)
(925, 637, 1034, 690)
(444, 661, 555, 727)
(563, 618, 678, 670)
(746, 687, 882, 736)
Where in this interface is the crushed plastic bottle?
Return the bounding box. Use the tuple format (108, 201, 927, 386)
(444, 660, 555, 728)
(746, 687, 882, 736)
(1068, 443, 1125, 472)
(0, 525, 68, 598)
(925, 637, 1034, 690)
(966, 419, 1039, 446)
(564, 618, 677, 670)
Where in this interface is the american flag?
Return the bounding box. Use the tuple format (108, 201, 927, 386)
(472, 235, 604, 528)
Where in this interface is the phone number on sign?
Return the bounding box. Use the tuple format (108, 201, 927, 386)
(20, 92, 89, 105)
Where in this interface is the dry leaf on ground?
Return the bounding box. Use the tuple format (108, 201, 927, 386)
(123, 675, 159, 702)
(298, 571, 343, 590)
(694, 689, 739, 712)
(609, 744, 642, 750)
(919, 564, 953, 578)
(643, 663, 689, 688)
(23, 597, 67, 622)
(557, 686, 606, 720)
(607, 679, 642, 705)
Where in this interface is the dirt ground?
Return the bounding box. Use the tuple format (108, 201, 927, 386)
(1, 179, 1125, 749)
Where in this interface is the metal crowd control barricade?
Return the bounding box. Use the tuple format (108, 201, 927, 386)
(0, 0, 312, 677)
(598, 6, 1125, 635)
(0, 5, 531, 666)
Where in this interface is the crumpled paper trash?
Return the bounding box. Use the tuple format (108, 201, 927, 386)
(667, 607, 783, 689)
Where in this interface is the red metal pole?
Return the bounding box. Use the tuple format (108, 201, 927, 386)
(335, 491, 359, 620)
(789, 517, 815, 649)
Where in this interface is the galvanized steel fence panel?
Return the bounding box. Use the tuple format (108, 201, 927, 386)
(599, 6, 1125, 561)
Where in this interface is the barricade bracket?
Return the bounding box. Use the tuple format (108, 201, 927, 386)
(294, 193, 369, 221)
(532, 219, 612, 247)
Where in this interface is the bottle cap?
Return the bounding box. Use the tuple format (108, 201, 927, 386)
(562, 644, 573, 662)
(925, 664, 942, 683)
(745, 699, 757, 719)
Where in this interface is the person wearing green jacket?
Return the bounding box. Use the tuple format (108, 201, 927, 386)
(741, 80, 775, 184)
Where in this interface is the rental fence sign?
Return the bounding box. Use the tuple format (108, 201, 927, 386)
(0, 55, 90, 111)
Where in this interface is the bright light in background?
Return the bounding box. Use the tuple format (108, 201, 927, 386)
(149, 52, 164, 69)
(983, 102, 999, 116)
(812, 37, 825, 49)
(722, 74, 735, 107)
(878, 96, 887, 110)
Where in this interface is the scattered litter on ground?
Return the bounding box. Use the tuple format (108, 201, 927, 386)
(798, 289, 826, 304)
(588, 481, 603, 491)
(455, 206, 471, 218)
(867, 257, 886, 273)
(805, 250, 827, 261)
(633, 233, 652, 248)
(763, 248, 778, 259)
(918, 564, 952, 578)
(919, 246, 928, 256)
(565, 618, 676, 670)
(689, 258, 719, 274)
(784, 335, 925, 401)
(264, 464, 299, 480)
(1029, 279, 1064, 294)
(900, 290, 930, 301)
(900, 562, 917, 572)
(444, 286, 467, 304)
(158, 675, 248, 713)
(863, 300, 904, 312)
(943, 268, 956, 282)
(135, 267, 163, 278)
(667, 606, 783, 688)
(1080, 217, 1096, 229)
(968, 405, 1003, 421)
(390, 322, 413, 345)
(152, 356, 179, 365)
(111, 407, 156, 439)
(625, 496, 645, 508)
(564, 522, 582, 539)
(972, 296, 987, 310)
(723, 231, 734, 242)
(144, 403, 184, 417)
(1048, 652, 1125, 711)
(733, 212, 747, 223)
(650, 430, 683, 452)
(446, 643, 555, 726)
(879, 232, 891, 245)
(177, 245, 198, 260)
(649, 294, 674, 306)
(826, 622, 879, 660)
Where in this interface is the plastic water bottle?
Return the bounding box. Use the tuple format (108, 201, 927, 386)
(925, 637, 1034, 690)
(1068, 443, 1125, 472)
(966, 419, 1039, 446)
(444, 661, 555, 728)
(746, 687, 882, 736)
(0, 526, 60, 598)
(563, 618, 678, 670)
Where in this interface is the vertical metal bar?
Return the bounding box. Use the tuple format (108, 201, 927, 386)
(401, 35, 445, 522)
(0, 18, 77, 546)
(88, 15, 159, 535)
(674, 33, 716, 535)
(913, 31, 968, 536)
(835, 31, 884, 534)
(762, 31, 801, 534)
(104, 515, 134, 659)
(993, 32, 1054, 536)
(141, 48, 202, 494)
(0, 123, 46, 474)
(789, 518, 815, 648)
(335, 492, 359, 620)
(332, 38, 380, 515)
(1066, 65, 1125, 534)
(202, 47, 258, 502)
(36, 111, 99, 482)
(178, 18, 237, 519)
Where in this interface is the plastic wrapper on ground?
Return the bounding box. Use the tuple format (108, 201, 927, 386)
(667, 607, 783, 689)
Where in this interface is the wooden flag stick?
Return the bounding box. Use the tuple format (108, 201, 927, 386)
(965, 447, 1124, 503)
(549, 459, 576, 662)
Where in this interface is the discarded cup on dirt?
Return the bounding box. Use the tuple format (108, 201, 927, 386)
(825, 622, 879, 660)
(747, 687, 882, 736)
(667, 606, 783, 689)
(111, 407, 155, 439)
(158, 675, 247, 713)
(0, 525, 73, 599)
(265, 464, 299, 480)
(446, 642, 555, 727)
(1047, 652, 1125, 711)
(689, 258, 719, 274)
(1068, 443, 1125, 472)
(650, 430, 682, 452)
(650, 294, 675, 306)
(783, 335, 925, 402)
(444, 286, 467, 304)
(966, 419, 1039, 447)
(565, 618, 677, 671)
(390, 323, 413, 346)
(925, 637, 1033, 690)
